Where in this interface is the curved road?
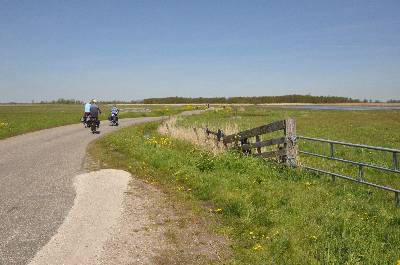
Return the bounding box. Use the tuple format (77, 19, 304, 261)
(0, 117, 163, 265)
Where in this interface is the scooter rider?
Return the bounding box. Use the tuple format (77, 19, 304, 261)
(90, 99, 101, 127)
(111, 105, 119, 116)
(111, 105, 119, 115)
(109, 104, 119, 125)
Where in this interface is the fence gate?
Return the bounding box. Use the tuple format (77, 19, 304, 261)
(206, 118, 400, 207)
(222, 119, 298, 167)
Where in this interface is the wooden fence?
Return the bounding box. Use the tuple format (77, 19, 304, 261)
(207, 119, 298, 166)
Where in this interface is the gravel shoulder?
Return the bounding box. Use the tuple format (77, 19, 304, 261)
(29, 169, 130, 265)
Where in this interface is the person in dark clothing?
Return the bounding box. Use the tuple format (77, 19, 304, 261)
(89, 99, 101, 127)
(89, 100, 101, 117)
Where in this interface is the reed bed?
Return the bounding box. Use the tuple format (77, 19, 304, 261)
(158, 117, 239, 154)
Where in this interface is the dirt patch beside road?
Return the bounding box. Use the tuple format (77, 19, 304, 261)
(96, 176, 229, 265)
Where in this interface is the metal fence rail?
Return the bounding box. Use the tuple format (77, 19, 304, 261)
(205, 121, 400, 206)
(298, 135, 400, 206)
(298, 136, 399, 170)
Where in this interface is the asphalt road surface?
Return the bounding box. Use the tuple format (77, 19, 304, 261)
(0, 117, 163, 265)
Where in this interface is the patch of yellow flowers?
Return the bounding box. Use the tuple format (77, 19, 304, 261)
(144, 136, 172, 147)
(0, 122, 9, 129)
(252, 243, 263, 251)
(184, 105, 195, 110)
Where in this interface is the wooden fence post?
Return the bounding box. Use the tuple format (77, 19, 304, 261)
(241, 138, 251, 155)
(255, 135, 262, 154)
(284, 119, 298, 167)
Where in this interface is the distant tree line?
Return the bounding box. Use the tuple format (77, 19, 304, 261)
(37, 99, 140, 104)
(37, 98, 83, 104)
(10, 95, 397, 105)
(99, 100, 141, 104)
(142, 95, 362, 104)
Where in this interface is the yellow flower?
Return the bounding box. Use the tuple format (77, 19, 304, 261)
(214, 208, 223, 213)
(0, 122, 8, 129)
(252, 244, 263, 251)
(397, 259, 400, 265)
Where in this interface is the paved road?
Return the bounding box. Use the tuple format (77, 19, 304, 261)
(0, 117, 162, 265)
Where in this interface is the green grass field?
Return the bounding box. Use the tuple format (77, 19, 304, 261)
(0, 104, 194, 139)
(91, 107, 400, 265)
(179, 107, 400, 190)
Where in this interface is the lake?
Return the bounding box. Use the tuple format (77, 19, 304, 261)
(273, 105, 400, 110)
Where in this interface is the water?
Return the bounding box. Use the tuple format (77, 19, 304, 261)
(274, 105, 400, 111)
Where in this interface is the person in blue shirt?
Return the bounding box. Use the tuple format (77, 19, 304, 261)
(81, 101, 92, 127)
(84, 101, 91, 114)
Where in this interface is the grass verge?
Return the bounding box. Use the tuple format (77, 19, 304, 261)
(89, 119, 400, 265)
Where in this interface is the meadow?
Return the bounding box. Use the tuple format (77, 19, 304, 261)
(0, 104, 193, 139)
(178, 107, 400, 190)
(91, 106, 400, 264)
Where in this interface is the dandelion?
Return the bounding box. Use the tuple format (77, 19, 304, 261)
(310, 235, 318, 241)
(397, 259, 400, 265)
(252, 244, 263, 251)
(214, 208, 223, 213)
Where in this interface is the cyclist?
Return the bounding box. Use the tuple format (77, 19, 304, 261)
(89, 99, 101, 128)
(81, 100, 92, 127)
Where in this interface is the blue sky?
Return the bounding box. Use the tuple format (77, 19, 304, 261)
(0, 0, 399, 102)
